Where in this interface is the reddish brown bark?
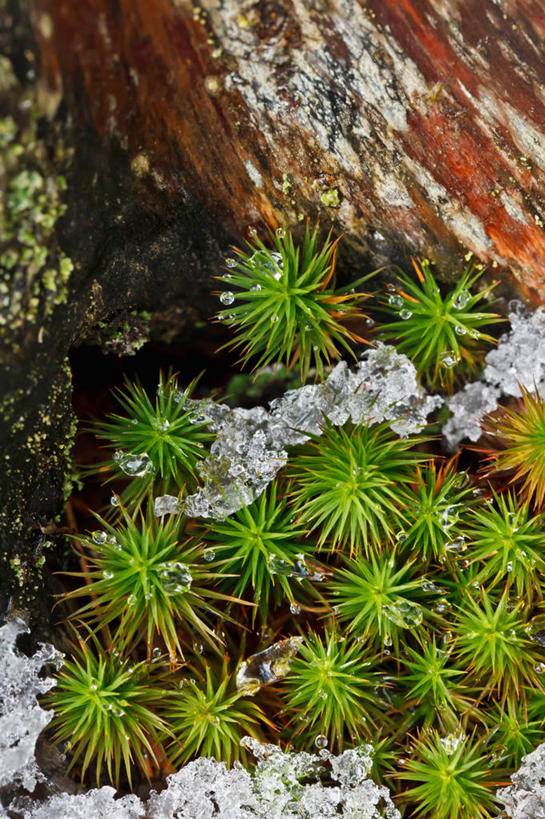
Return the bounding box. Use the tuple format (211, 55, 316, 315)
(32, 0, 545, 300)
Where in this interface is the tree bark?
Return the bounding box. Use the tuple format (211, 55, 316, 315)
(34, 0, 545, 296)
(3, 0, 545, 624)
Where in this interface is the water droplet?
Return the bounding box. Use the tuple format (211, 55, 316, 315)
(92, 531, 107, 545)
(440, 733, 464, 755)
(434, 597, 451, 614)
(440, 350, 459, 368)
(204, 549, 215, 562)
(90, 681, 98, 691)
(127, 593, 137, 606)
(399, 309, 412, 320)
(248, 226, 257, 237)
(396, 531, 408, 543)
(506, 561, 513, 572)
(535, 663, 545, 673)
(102, 570, 114, 580)
(220, 291, 235, 306)
(384, 633, 392, 647)
(152, 417, 170, 432)
(118, 452, 155, 478)
(110, 495, 120, 507)
(422, 581, 440, 593)
(226, 257, 237, 268)
(269, 554, 309, 580)
(383, 599, 423, 628)
(454, 324, 466, 336)
(113, 449, 124, 463)
(314, 734, 328, 749)
(162, 561, 193, 594)
(289, 602, 301, 614)
(251, 283, 262, 291)
(113, 708, 125, 717)
(454, 290, 471, 309)
(446, 536, 467, 553)
(152, 647, 162, 659)
(276, 227, 285, 238)
(388, 294, 404, 309)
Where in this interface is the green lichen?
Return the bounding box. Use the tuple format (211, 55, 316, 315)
(0, 110, 74, 336)
(320, 188, 340, 208)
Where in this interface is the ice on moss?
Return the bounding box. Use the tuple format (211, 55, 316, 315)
(444, 305, 545, 447)
(12, 788, 145, 819)
(497, 742, 545, 818)
(0, 615, 62, 793)
(484, 304, 545, 397)
(147, 738, 400, 819)
(443, 381, 500, 448)
(179, 344, 441, 520)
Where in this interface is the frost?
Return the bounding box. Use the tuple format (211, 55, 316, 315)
(483, 304, 545, 397)
(178, 344, 441, 520)
(12, 789, 145, 819)
(444, 306, 545, 447)
(0, 615, 62, 793)
(497, 742, 545, 818)
(147, 739, 401, 819)
(443, 381, 500, 447)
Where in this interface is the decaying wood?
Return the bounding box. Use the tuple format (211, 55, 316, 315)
(34, 0, 545, 298)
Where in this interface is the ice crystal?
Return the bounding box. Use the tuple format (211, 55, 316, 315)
(177, 344, 440, 520)
(484, 304, 545, 397)
(236, 637, 304, 695)
(154, 494, 184, 517)
(444, 306, 545, 447)
(443, 381, 500, 448)
(0, 615, 62, 793)
(497, 742, 545, 818)
(12, 789, 144, 819)
(147, 739, 401, 819)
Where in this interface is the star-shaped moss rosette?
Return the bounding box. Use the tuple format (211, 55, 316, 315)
(466, 491, 545, 603)
(162, 657, 272, 767)
(60, 506, 242, 661)
(91, 372, 214, 510)
(287, 419, 425, 556)
(400, 730, 498, 819)
(282, 629, 384, 751)
(43, 633, 168, 787)
(202, 481, 325, 622)
(379, 258, 501, 392)
(215, 225, 371, 382)
(480, 386, 545, 510)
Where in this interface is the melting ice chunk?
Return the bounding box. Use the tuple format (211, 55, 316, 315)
(154, 494, 184, 517)
(236, 637, 304, 695)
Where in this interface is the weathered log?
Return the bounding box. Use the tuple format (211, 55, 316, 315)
(3, 0, 545, 623)
(34, 0, 545, 295)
